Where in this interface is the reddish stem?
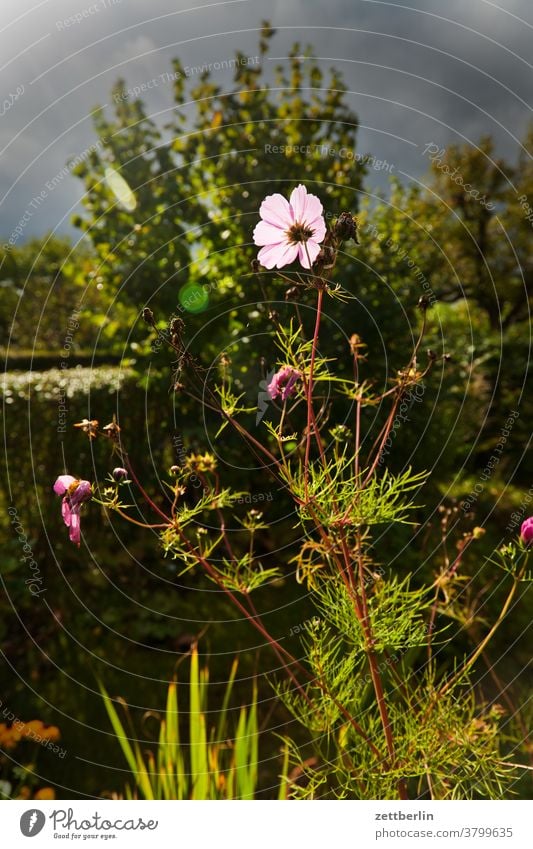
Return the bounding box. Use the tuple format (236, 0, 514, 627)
(122, 453, 172, 523)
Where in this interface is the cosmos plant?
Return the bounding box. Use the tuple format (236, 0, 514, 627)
(57, 185, 531, 800)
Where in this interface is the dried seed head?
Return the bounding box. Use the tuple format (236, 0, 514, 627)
(102, 417, 121, 440)
(169, 317, 185, 335)
(74, 419, 99, 440)
(349, 333, 366, 357)
(334, 212, 359, 243)
(417, 295, 432, 311)
(284, 286, 300, 301)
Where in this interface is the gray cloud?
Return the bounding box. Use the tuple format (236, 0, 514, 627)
(0, 0, 531, 243)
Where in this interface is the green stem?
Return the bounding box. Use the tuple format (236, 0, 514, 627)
(304, 286, 324, 501)
(438, 569, 524, 700)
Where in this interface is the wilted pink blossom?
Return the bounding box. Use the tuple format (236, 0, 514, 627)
(53, 475, 92, 547)
(520, 516, 533, 546)
(268, 366, 302, 401)
(253, 184, 326, 269)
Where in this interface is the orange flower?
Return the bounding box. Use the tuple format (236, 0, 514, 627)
(0, 724, 18, 750)
(35, 787, 55, 800)
(9, 727, 23, 744)
(40, 726, 61, 743)
(0, 719, 61, 749)
(22, 720, 45, 738)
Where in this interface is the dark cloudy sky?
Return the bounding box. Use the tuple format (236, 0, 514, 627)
(1, 0, 531, 243)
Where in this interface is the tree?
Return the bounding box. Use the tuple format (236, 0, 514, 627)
(71, 24, 364, 348)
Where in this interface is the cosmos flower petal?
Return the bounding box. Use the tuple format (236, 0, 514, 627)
(308, 216, 327, 242)
(300, 193, 324, 227)
(253, 220, 287, 247)
(53, 475, 76, 496)
(257, 242, 287, 269)
(257, 241, 299, 269)
(268, 366, 302, 401)
(289, 184, 310, 221)
(69, 480, 92, 507)
(281, 372, 300, 401)
(259, 193, 294, 228)
(274, 242, 300, 268)
(61, 499, 71, 527)
(298, 240, 322, 269)
(68, 510, 81, 546)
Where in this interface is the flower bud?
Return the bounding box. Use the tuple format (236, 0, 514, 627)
(334, 212, 359, 243)
(112, 467, 128, 482)
(142, 307, 155, 325)
(520, 516, 533, 546)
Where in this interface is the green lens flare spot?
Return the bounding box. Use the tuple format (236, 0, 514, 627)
(178, 283, 210, 314)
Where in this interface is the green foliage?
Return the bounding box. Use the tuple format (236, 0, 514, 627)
(353, 133, 533, 494)
(490, 540, 533, 583)
(315, 574, 430, 654)
(281, 674, 518, 800)
(1, 21, 531, 802)
(285, 455, 427, 529)
(70, 25, 363, 356)
(101, 646, 283, 800)
(0, 236, 107, 356)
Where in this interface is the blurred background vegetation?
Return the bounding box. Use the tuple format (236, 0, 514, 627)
(1, 24, 531, 799)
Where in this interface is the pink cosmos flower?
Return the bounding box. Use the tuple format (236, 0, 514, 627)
(520, 516, 533, 546)
(268, 366, 302, 402)
(253, 184, 326, 269)
(53, 475, 92, 547)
